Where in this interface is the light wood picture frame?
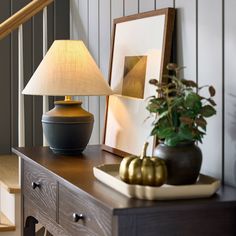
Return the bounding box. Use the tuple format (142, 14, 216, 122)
(103, 8, 175, 157)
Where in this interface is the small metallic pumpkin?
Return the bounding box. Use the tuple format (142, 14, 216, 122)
(119, 142, 167, 186)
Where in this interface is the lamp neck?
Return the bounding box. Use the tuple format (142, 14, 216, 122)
(64, 96, 72, 101)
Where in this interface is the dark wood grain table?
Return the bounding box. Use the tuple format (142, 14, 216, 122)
(12, 145, 236, 236)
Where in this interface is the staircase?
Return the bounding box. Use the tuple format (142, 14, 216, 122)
(0, 155, 20, 236)
(0, 0, 70, 235)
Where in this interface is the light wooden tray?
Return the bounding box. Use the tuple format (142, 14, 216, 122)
(93, 164, 221, 200)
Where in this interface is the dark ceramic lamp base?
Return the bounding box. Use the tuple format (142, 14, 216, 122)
(42, 100, 94, 155)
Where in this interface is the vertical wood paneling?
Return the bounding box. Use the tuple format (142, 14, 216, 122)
(10, 3, 17, 148)
(175, 0, 197, 81)
(70, 0, 88, 42)
(71, 0, 89, 110)
(88, 0, 99, 64)
(198, 0, 223, 179)
(139, 0, 155, 12)
(156, 1, 175, 61)
(11, 0, 27, 148)
(70, 0, 80, 39)
(46, 3, 55, 110)
(10, 0, 34, 148)
(47, 3, 54, 48)
(49, 0, 70, 129)
(23, 0, 34, 147)
(0, 0, 69, 153)
(99, 0, 111, 82)
(99, 0, 111, 141)
(77, 0, 89, 43)
(156, 0, 174, 9)
(225, 0, 236, 186)
(88, 0, 100, 144)
(111, 0, 124, 20)
(54, 0, 70, 40)
(0, 2, 11, 154)
(54, 0, 70, 105)
(124, 0, 138, 16)
(32, 12, 43, 146)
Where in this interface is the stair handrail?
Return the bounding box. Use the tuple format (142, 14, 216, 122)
(0, 0, 54, 40)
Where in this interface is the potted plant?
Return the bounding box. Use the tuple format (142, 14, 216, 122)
(147, 63, 216, 185)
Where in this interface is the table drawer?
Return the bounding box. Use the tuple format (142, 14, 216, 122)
(59, 184, 112, 236)
(23, 161, 57, 220)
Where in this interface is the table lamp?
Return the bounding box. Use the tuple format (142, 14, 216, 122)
(22, 40, 113, 155)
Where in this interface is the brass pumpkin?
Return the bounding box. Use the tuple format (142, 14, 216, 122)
(119, 142, 167, 186)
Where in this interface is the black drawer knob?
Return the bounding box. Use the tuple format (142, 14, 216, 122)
(31, 182, 40, 189)
(72, 213, 84, 222)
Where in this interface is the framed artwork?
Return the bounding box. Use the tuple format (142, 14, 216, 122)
(103, 8, 175, 156)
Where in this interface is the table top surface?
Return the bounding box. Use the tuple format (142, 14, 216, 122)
(13, 145, 236, 214)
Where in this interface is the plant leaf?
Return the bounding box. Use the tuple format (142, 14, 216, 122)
(184, 92, 201, 108)
(146, 103, 160, 113)
(195, 117, 207, 130)
(156, 127, 174, 139)
(172, 111, 180, 128)
(207, 98, 217, 106)
(200, 105, 216, 117)
(151, 127, 159, 136)
(164, 134, 183, 146)
(180, 116, 194, 125)
(181, 79, 197, 88)
(179, 125, 194, 140)
(188, 99, 202, 115)
(149, 79, 158, 85)
(159, 110, 169, 119)
(209, 86, 216, 97)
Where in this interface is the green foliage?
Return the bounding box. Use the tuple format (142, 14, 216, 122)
(147, 64, 217, 147)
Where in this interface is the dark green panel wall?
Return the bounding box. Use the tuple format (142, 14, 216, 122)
(32, 11, 43, 146)
(23, 0, 34, 147)
(0, 2, 11, 153)
(0, 0, 69, 153)
(54, 0, 70, 39)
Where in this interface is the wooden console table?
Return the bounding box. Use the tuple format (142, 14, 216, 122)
(13, 145, 236, 236)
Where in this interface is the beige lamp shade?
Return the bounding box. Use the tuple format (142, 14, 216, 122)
(22, 40, 113, 96)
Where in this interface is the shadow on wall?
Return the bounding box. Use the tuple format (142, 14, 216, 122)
(227, 93, 236, 185)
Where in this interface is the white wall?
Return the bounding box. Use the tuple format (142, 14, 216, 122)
(70, 0, 236, 187)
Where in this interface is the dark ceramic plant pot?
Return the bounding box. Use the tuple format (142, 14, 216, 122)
(154, 142, 202, 185)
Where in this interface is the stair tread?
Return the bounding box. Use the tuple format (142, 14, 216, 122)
(0, 212, 16, 232)
(0, 155, 20, 193)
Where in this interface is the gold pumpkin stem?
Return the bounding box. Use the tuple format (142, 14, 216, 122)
(141, 142, 149, 159)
